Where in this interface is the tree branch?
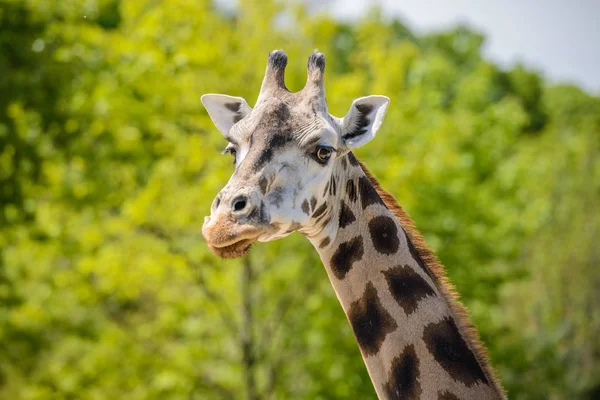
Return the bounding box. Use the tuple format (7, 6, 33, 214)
(241, 255, 257, 400)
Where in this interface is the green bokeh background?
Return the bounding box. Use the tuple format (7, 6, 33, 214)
(1, 1, 599, 399)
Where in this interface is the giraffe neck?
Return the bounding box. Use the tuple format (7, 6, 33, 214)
(306, 154, 504, 400)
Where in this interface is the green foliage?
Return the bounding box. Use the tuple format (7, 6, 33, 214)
(1, 1, 598, 399)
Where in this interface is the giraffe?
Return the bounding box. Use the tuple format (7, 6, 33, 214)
(201, 50, 506, 400)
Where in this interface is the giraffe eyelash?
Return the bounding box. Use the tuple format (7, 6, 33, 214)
(222, 144, 237, 165)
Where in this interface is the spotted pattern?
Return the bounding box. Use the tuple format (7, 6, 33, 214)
(341, 156, 348, 170)
(383, 264, 436, 315)
(347, 152, 360, 167)
(422, 317, 489, 387)
(346, 179, 357, 203)
(384, 344, 422, 400)
(301, 199, 310, 215)
(310, 197, 317, 211)
(319, 237, 331, 249)
(252, 112, 292, 172)
(338, 200, 356, 229)
(253, 148, 273, 172)
(368, 215, 400, 255)
(312, 203, 327, 219)
(330, 236, 364, 279)
(330, 175, 337, 196)
(348, 282, 397, 356)
(359, 176, 385, 209)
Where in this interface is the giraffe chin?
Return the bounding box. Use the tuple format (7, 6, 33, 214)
(207, 238, 255, 259)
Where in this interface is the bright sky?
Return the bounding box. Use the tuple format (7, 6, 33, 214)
(327, 0, 600, 94)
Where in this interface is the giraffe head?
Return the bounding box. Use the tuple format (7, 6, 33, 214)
(202, 50, 389, 258)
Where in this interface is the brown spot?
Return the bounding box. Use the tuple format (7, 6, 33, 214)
(347, 152, 360, 166)
(368, 215, 400, 255)
(330, 176, 337, 196)
(384, 344, 422, 400)
(341, 156, 348, 170)
(301, 199, 310, 215)
(312, 203, 327, 218)
(253, 134, 291, 173)
(422, 317, 489, 387)
(310, 196, 317, 211)
(346, 179, 357, 203)
(359, 175, 385, 209)
(383, 265, 436, 315)
(338, 200, 356, 229)
(319, 237, 331, 248)
(253, 148, 273, 172)
(348, 282, 397, 356)
(330, 236, 364, 279)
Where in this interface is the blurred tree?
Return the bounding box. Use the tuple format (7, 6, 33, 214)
(0, 1, 598, 399)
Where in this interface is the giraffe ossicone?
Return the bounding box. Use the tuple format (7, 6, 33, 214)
(202, 50, 506, 399)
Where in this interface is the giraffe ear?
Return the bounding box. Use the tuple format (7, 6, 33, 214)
(340, 95, 390, 149)
(201, 94, 252, 135)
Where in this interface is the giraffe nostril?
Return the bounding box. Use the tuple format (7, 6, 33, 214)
(232, 196, 248, 213)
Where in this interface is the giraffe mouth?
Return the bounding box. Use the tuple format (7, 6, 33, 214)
(202, 216, 264, 259)
(207, 238, 256, 259)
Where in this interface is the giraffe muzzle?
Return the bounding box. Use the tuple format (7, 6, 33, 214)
(202, 189, 267, 258)
(202, 214, 264, 259)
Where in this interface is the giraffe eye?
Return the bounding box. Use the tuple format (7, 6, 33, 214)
(316, 146, 333, 163)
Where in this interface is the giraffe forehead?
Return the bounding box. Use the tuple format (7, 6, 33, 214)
(235, 100, 334, 148)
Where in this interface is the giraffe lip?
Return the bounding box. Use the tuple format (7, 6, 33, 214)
(208, 234, 261, 249)
(206, 237, 257, 259)
(202, 218, 263, 251)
